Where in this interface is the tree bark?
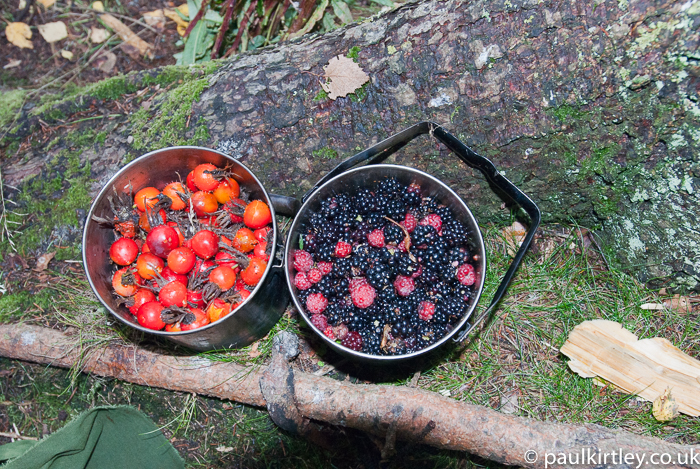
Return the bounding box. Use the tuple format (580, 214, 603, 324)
(2, 0, 699, 291)
(1, 323, 698, 469)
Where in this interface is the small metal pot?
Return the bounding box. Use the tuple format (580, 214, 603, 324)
(82, 147, 294, 351)
(284, 122, 541, 362)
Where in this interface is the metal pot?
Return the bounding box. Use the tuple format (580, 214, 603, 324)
(284, 122, 541, 362)
(82, 147, 296, 351)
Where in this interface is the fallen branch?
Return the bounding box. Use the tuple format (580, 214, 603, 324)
(0, 324, 698, 468)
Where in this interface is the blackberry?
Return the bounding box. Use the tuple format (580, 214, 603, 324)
(434, 205, 454, 222)
(367, 263, 392, 288)
(378, 285, 398, 303)
(377, 177, 402, 195)
(317, 223, 342, 245)
(384, 223, 404, 245)
(402, 190, 422, 207)
(353, 189, 376, 214)
(351, 221, 371, 243)
(302, 233, 318, 253)
(441, 296, 467, 321)
(419, 196, 439, 216)
(308, 212, 326, 229)
(397, 254, 420, 277)
(385, 199, 406, 219)
(326, 302, 351, 325)
(364, 212, 385, 229)
(334, 211, 358, 232)
(416, 323, 436, 348)
(448, 246, 471, 265)
(360, 329, 383, 355)
(392, 318, 414, 337)
(372, 196, 390, 217)
(411, 225, 438, 247)
(316, 243, 336, 261)
(348, 311, 369, 331)
(442, 219, 469, 247)
(320, 196, 342, 219)
(332, 257, 353, 277)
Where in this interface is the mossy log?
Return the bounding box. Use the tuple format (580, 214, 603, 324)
(2, 324, 699, 469)
(2, 0, 699, 292)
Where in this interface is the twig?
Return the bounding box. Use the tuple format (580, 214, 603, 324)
(0, 431, 38, 441)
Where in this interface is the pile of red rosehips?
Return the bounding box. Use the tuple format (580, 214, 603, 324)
(104, 162, 273, 331)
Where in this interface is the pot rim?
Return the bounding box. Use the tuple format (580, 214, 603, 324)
(82, 146, 280, 337)
(285, 163, 487, 361)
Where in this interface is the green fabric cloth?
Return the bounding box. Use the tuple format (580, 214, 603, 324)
(0, 406, 184, 469)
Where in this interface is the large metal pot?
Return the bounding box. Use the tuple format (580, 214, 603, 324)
(284, 122, 541, 362)
(82, 147, 294, 351)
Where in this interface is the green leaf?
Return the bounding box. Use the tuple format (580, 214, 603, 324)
(249, 35, 265, 49)
(204, 10, 223, 24)
(370, 0, 394, 6)
(331, 0, 353, 24)
(321, 12, 336, 31)
(256, 0, 264, 18)
(180, 21, 208, 65)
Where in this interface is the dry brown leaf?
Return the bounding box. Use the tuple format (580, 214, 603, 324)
(652, 388, 679, 422)
(35, 252, 55, 272)
(664, 294, 691, 313)
(90, 26, 109, 43)
(142, 9, 166, 30)
(321, 55, 370, 100)
(94, 51, 117, 73)
(100, 13, 153, 59)
(502, 221, 527, 257)
(4, 59, 22, 69)
(6, 22, 33, 49)
(163, 5, 189, 36)
(248, 342, 261, 358)
(38, 21, 68, 43)
(37, 0, 56, 8)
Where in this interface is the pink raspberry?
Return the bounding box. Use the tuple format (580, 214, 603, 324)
(307, 268, 323, 284)
(418, 301, 435, 321)
(456, 263, 476, 286)
(317, 261, 333, 275)
(393, 275, 415, 297)
(367, 229, 385, 248)
(293, 250, 314, 272)
(332, 323, 349, 340)
(420, 214, 442, 233)
(349, 277, 368, 293)
(402, 213, 417, 232)
(306, 293, 328, 314)
(310, 313, 328, 330)
(351, 283, 376, 308)
(334, 241, 352, 258)
(294, 271, 312, 290)
(341, 331, 363, 351)
(322, 326, 336, 340)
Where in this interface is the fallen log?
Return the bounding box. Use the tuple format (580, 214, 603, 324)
(1, 323, 698, 468)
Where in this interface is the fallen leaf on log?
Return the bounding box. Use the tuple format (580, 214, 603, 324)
(142, 9, 166, 30)
(560, 320, 700, 416)
(652, 388, 679, 422)
(6, 22, 33, 49)
(321, 55, 370, 100)
(34, 252, 55, 272)
(93, 51, 117, 73)
(38, 21, 68, 43)
(99, 13, 154, 59)
(163, 5, 189, 36)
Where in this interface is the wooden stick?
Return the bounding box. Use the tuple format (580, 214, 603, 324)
(0, 324, 698, 468)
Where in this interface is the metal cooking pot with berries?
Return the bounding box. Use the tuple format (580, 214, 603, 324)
(284, 122, 541, 362)
(83, 147, 297, 351)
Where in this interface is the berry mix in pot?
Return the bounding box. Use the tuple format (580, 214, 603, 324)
(292, 177, 478, 356)
(96, 163, 273, 332)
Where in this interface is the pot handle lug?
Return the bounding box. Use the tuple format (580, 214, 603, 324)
(307, 121, 541, 342)
(268, 194, 300, 218)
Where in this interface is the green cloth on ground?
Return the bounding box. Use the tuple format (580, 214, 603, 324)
(0, 405, 184, 469)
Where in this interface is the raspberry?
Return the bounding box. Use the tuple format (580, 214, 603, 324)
(293, 250, 314, 272)
(418, 301, 435, 321)
(411, 264, 423, 279)
(420, 214, 442, 233)
(367, 229, 385, 248)
(402, 213, 417, 232)
(341, 331, 363, 351)
(294, 271, 312, 290)
(307, 268, 323, 284)
(323, 326, 336, 340)
(317, 261, 333, 275)
(310, 313, 328, 330)
(335, 241, 352, 258)
(349, 277, 368, 293)
(306, 293, 328, 314)
(332, 323, 349, 340)
(351, 283, 376, 308)
(393, 275, 415, 297)
(456, 263, 476, 286)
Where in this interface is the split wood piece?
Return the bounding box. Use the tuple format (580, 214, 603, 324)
(1, 324, 699, 469)
(99, 13, 153, 59)
(561, 320, 700, 417)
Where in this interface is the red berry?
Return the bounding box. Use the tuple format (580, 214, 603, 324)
(402, 213, 417, 232)
(349, 277, 368, 293)
(294, 272, 312, 290)
(335, 241, 352, 257)
(418, 301, 436, 321)
(306, 292, 328, 314)
(332, 324, 349, 341)
(317, 261, 333, 275)
(293, 250, 314, 272)
(393, 275, 415, 297)
(457, 263, 476, 286)
(341, 331, 363, 351)
(367, 229, 385, 248)
(351, 283, 376, 309)
(420, 214, 442, 232)
(307, 268, 323, 284)
(310, 313, 328, 331)
(323, 326, 336, 340)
